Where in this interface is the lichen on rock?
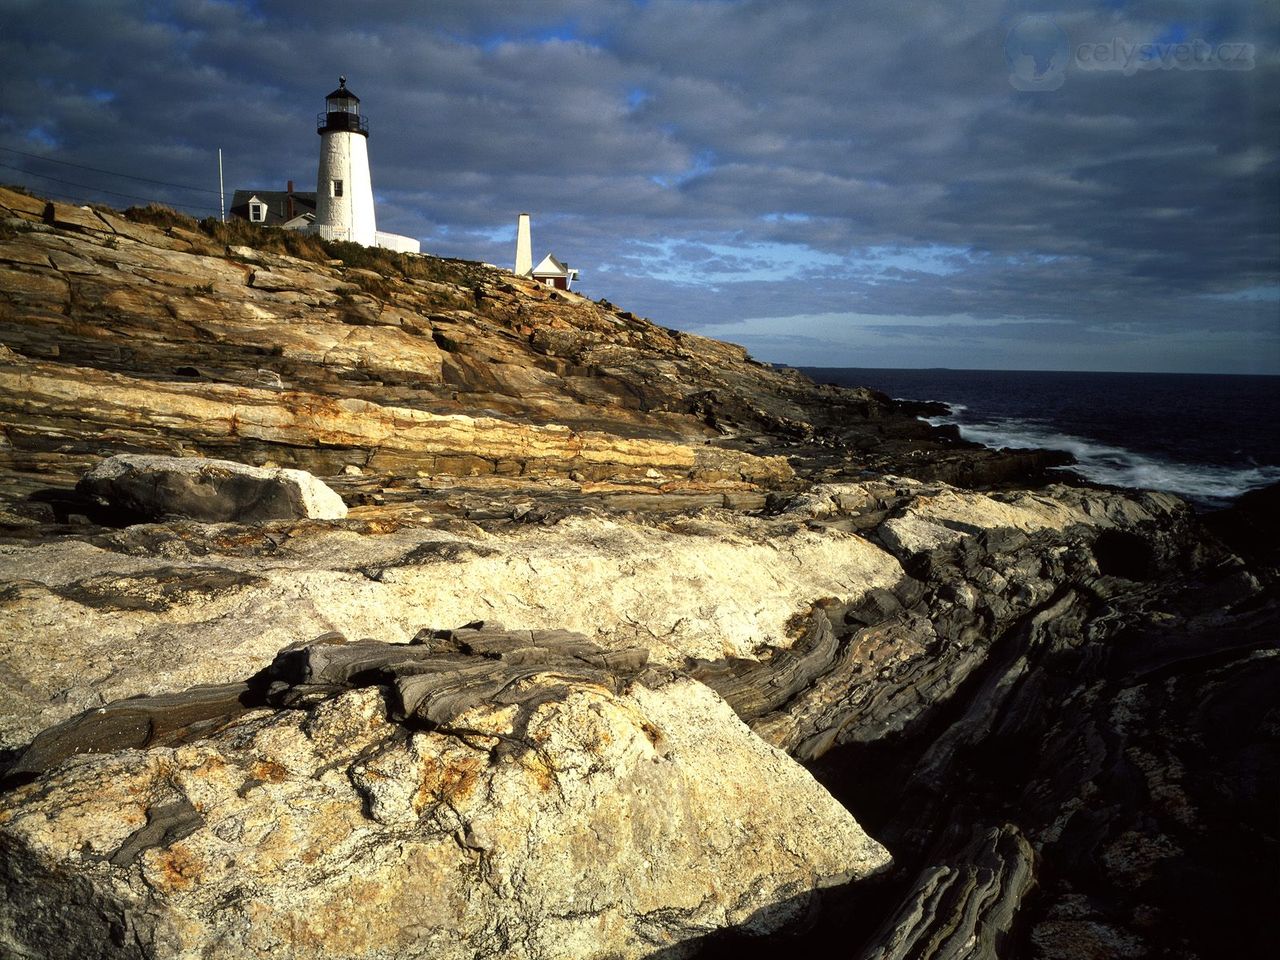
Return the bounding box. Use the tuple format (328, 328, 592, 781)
(0, 627, 891, 959)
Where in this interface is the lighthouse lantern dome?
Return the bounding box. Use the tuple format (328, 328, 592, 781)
(318, 76, 368, 136)
(326, 76, 360, 114)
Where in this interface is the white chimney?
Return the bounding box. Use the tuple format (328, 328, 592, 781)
(514, 213, 532, 276)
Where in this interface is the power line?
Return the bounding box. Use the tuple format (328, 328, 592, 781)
(0, 162, 221, 213)
(0, 145, 220, 196)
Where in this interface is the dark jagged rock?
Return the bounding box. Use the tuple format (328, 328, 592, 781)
(695, 485, 1119, 762)
(688, 608, 839, 721)
(773, 489, 1274, 959)
(4, 624, 654, 787)
(51, 565, 266, 612)
(268, 623, 654, 730)
(3, 682, 255, 787)
(1203, 479, 1280, 573)
(669, 480, 1277, 958)
(856, 824, 1036, 960)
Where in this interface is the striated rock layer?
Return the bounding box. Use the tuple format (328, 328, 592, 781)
(0, 508, 901, 750)
(694, 478, 1279, 960)
(0, 186, 1068, 502)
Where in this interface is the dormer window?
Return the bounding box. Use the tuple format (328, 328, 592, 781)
(248, 200, 265, 222)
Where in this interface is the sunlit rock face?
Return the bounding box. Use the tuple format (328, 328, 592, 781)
(0, 506, 903, 751)
(0, 186, 1068, 499)
(0, 628, 891, 960)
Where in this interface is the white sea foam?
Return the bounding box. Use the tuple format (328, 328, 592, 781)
(899, 398, 968, 415)
(925, 413, 1280, 507)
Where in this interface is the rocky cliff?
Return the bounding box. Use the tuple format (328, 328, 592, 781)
(0, 188, 1274, 960)
(0, 187, 1065, 508)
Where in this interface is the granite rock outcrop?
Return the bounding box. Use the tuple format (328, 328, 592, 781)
(0, 506, 902, 750)
(0, 189, 1275, 960)
(0, 187, 1067, 501)
(79, 453, 348, 522)
(0, 627, 890, 960)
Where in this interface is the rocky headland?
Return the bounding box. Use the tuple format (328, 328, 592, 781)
(0, 187, 1275, 959)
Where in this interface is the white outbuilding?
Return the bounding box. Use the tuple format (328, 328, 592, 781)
(531, 253, 579, 291)
(512, 214, 579, 290)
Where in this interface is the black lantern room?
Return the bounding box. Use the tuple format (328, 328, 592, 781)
(317, 76, 369, 137)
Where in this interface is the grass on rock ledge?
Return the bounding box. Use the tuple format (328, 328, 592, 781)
(121, 203, 494, 288)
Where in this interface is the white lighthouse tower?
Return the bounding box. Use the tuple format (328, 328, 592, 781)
(313, 77, 377, 246)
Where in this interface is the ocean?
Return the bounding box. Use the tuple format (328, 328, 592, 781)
(799, 367, 1280, 509)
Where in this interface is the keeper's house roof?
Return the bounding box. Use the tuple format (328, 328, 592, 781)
(531, 253, 579, 280)
(229, 190, 317, 226)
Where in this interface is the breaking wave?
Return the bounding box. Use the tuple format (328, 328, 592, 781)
(925, 410, 1280, 508)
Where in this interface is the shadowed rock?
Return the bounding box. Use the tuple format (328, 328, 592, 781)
(77, 454, 348, 522)
(856, 825, 1036, 960)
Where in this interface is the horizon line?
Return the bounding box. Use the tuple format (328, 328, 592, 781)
(790, 364, 1280, 378)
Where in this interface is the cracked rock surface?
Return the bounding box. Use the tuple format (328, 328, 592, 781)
(0, 626, 890, 960)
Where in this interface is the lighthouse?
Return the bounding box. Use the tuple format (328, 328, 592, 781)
(229, 78, 419, 252)
(313, 77, 377, 247)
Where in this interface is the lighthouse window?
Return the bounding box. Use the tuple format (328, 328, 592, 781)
(248, 202, 265, 222)
(331, 179, 344, 198)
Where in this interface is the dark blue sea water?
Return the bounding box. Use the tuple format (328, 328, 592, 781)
(799, 368, 1280, 509)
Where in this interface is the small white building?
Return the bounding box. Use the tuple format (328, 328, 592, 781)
(531, 253, 579, 291)
(512, 214, 579, 290)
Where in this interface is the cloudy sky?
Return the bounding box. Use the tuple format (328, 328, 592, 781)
(1, 0, 1276, 373)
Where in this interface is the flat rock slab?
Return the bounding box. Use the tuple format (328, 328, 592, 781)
(77, 454, 348, 522)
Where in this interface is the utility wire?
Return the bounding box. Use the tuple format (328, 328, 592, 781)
(0, 145, 221, 196)
(0, 162, 221, 213)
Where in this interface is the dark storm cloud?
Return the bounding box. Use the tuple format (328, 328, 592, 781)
(0, 0, 1275, 371)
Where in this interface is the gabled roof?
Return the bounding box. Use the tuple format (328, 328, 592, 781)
(531, 253, 572, 277)
(229, 189, 317, 226)
(281, 211, 316, 230)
